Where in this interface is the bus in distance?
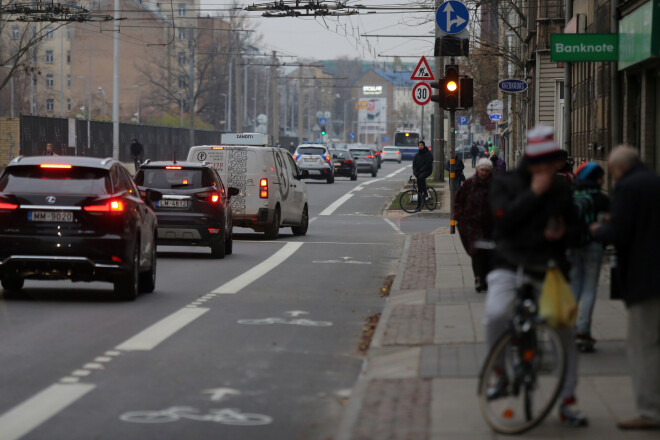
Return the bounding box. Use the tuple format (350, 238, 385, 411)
(393, 129, 421, 160)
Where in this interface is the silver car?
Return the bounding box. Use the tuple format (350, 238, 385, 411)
(293, 144, 335, 184)
(381, 146, 402, 163)
(348, 146, 378, 177)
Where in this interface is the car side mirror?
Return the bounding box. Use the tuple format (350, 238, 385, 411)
(146, 189, 162, 203)
(298, 170, 310, 180)
(228, 187, 240, 199)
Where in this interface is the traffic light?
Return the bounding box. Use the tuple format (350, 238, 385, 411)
(459, 77, 473, 109)
(320, 125, 327, 135)
(430, 65, 460, 110)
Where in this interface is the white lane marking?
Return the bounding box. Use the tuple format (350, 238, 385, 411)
(384, 218, 404, 235)
(234, 240, 390, 245)
(120, 407, 272, 425)
(0, 383, 95, 440)
(116, 307, 209, 351)
(94, 357, 112, 363)
(318, 193, 354, 216)
(59, 377, 79, 384)
(83, 363, 104, 370)
(284, 310, 309, 317)
(309, 216, 318, 223)
(202, 388, 241, 402)
(72, 370, 90, 377)
(105, 351, 120, 356)
(213, 242, 303, 294)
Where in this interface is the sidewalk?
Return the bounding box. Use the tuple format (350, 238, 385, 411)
(337, 227, 655, 439)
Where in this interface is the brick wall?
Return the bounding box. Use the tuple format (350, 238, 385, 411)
(0, 118, 21, 168)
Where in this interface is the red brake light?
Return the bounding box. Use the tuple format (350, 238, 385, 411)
(212, 146, 224, 150)
(366, 155, 374, 159)
(344, 159, 353, 164)
(325, 155, 331, 163)
(196, 191, 221, 203)
(40, 164, 72, 169)
(211, 194, 219, 203)
(0, 202, 18, 210)
(165, 166, 181, 170)
(83, 199, 124, 212)
(375, 151, 380, 155)
(260, 178, 268, 199)
(395, 151, 400, 154)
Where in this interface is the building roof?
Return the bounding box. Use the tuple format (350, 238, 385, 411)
(354, 68, 416, 87)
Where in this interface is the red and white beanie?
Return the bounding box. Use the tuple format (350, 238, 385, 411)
(525, 125, 562, 163)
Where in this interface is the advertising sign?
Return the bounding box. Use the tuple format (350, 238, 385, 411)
(550, 34, 618, 62)
(498, 79, 528, 93)
(618, 1, 660, 70)
(358, 97, 388, 134)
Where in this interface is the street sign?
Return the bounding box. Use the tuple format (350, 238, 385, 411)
(498, 79, 528, 93)
(550, 33, 618, 62)
(315, 111, 323, 119)
(410, 56, 435, 81)
(487, 99, 504, 116)
(489, 114, 503, 121)
(436, 1, 469, 35)
(457, 116, 468, 125)
(348, 132, 355, 139)
(412, 82, 432, 106)
(319, 117, 327, 125)
(323, 111, 332, 119)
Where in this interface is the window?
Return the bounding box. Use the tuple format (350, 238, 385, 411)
(46, 99, 54, 112)
(45, 26, 54, 40)
(46, 74, 54, 88)
(178, 75, 187, 89)
(178, 3, 186, 16)
(67, 74, 71, 88)
(177, 52, 187, 66)
(67, 98, 71, 112)
(11, 26, 20, 40)
(45, 50, 54, 64)
(178, 29, 187, 41)
(66, 50, 70, 64)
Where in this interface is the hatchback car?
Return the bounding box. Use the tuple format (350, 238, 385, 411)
(329, 150, 358, 180)
(381, 146, 402, 163)
(134, 161, 238, 258)
(293, 144, 335, 183)
(348, 147, 378, 177)
(0, 156, 159, 300)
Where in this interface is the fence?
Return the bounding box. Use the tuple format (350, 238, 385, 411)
(18, 115, 225, 163)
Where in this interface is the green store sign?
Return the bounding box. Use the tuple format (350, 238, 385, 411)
(618, 0, 660, 70)
(550, 34, 618, 62)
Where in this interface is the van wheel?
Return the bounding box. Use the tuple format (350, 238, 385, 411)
(264, 208, 280, 240)
(291, 206, 308, 236)
(211, 236, 226, 259)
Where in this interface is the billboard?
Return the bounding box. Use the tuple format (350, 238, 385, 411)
(357, 97, 387, 134)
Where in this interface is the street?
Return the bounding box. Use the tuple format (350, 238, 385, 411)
(0, 161, 437, 440)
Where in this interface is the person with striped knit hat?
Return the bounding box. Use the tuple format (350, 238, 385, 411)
(483, 125, 588, 427)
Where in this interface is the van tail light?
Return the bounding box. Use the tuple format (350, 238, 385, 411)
(196, 191, 221, 204)
(0, 202, 18, 210)
(343, 159, 353, 164)
(83, 199, 125, 212)
(260, 178, 268, 199)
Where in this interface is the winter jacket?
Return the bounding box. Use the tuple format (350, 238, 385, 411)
(455, 174, 494, 257)
(594, 163, 660, 305)
(413, 147, 433, 180)
(489, 165, 578, 277)
(130, 141, 144, 157)
(572, 179, 609, 247)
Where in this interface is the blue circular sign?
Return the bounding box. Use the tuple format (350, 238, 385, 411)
(436, 1, 469, 35)
(498, 79, 528, 93)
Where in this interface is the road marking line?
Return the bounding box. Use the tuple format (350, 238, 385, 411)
(309, 216, 318, 223)
(105, 351, 120, 356)
(94, 357, 112, 363)
(383, 218, 404, 235)
(319, 193, 354, 216)
(115, 307, 209, 351)
(72, 370, 90, 377)
(0, 383, 95, 440)
(83, 363, 104, 370)
(235, 240, 390, 245)
(59, 377, 79, 384)
(213, 242, 303, 294)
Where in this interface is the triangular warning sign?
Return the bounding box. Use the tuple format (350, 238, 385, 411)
(410, 56, 435, 81)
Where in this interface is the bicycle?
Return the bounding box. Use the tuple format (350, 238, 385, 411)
(399, 176, 438, 213)
(477, 263, 567, 435)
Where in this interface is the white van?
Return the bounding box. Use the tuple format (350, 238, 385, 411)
(187, 133, 309, 239)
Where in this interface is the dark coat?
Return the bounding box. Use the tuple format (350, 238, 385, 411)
(470, 145, 479, 157)
(455, 174, 494, 257)
(130, 141, 144, 157)
(413, 147, 433, 180)
(489, 166, 577, 276)
(594, 163, 660, 305)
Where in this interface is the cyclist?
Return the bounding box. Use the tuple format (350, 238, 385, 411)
(484, 125, 587, 427)
(412, 140, 433, 208)
(129, 138, 144, 171)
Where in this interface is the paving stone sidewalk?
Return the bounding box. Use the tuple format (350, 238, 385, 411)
(337, 228, 656, 440)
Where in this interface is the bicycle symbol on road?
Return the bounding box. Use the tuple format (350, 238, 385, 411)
(120, 406, 272, 425)
(238, 311, 333, 327)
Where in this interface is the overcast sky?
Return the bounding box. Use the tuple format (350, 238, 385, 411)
(201, 1, 438, 61)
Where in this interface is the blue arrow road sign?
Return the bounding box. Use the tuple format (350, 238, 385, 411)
(319, 117, 327, 125)
(458, 116, 468, 125)
(348, 132, 355, 139)
(436, 1, 469, 35)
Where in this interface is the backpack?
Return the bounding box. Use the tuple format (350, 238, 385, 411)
(572, 188, 599, 247)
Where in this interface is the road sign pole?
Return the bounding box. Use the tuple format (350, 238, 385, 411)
(449, 108, 456, 234)
(433, 0, 445, 182)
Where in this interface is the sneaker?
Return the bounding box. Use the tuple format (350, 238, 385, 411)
(486, 371, 509, 401)
(559, 397, 588, 427)
(575, 333, 596, 353)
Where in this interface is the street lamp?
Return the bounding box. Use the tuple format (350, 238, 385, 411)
(97, 86, 107, 119)
(132, 85, 140, 124)
(344, 97, 357, 142)
(220, 93, 228, 128)
(177, 91, 184, 128)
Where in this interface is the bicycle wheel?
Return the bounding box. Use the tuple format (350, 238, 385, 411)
(477, 322, 566, 435)
(424, 187, 438, 211)
(399, 189, 420, 214)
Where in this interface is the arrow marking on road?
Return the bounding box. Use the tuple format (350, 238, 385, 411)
(285, 310, 309, 317)
(202, 388, 241, 402)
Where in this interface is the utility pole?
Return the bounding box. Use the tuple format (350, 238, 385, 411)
(87, 37, 92, 151)
(433, 0, 445, 181)
(228, 56, 233, 131)
(188, 25, 195, 147)
(112, 0, 120, 160)
(563, 0, 572, 155)
(297, 66, 303, 145)
(235, 54, 243, 133)
(270, 51, 279, 145)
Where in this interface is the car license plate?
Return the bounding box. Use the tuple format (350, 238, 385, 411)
(305, 157, 317, 162)
(28, 211, 74, 222)
(158, 199, 188, 208)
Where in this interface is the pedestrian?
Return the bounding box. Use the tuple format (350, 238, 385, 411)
(412, 140, 433, 207)
(42, 143, 57, 156)
(455, 158, 494, 292)
(470, 142, 479, 168)
(489, 148, 506, 175)
(484, 125, 587, 426)
(445, 150, 465, 191)
(569, 161, 609, 353)
(557, 150, 576, 184)
(590, 145, 660, 430)
(129, 138, 144, 170)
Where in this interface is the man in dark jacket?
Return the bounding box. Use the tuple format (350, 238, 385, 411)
(129, 139, 144, 170)
(470, 142, 479, 168)
(485, 125, 587, 426)
(591, 145, 660, 430)
(413, 141, 433, 206)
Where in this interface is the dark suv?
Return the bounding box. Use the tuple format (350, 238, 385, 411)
(134, 161, 238, 259)
(0, 156, 159, 300)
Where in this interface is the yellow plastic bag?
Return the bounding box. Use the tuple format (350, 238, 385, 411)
(539, 267, 577, 328)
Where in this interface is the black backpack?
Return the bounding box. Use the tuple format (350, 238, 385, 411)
(572, 188, 599, 247)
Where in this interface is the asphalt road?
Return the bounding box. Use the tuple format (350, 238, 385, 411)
(0, 160, 449, 440)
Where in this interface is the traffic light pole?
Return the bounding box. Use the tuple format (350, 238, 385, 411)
(449, 108, 456, 235)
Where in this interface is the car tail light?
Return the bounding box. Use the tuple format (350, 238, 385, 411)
(293, 154, 299, 161)
(212, 146, 224, 150)
(260, 178, 268, 198)
(40, 164, 72, 169)
(83, 199, 125, 212)
(366, 155, 374, 159)
(325, 155, 331, 163)
(375, 151, 380, 156)
(196, 191, 221, 203)
(165, 166, 181, 170)
(344, 159, 353, 164)
(208, 228, 220, 234)
(395, 151, 400, 155)
(112, 256, 122, 263)
(429, 147, 432, 151)
(0, 202, 18, 210)
(139, 190, 147, 198)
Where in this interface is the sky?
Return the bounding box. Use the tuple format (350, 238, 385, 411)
(200, 1, 439, 61)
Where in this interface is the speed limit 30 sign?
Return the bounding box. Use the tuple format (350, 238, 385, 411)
(412, 82, 432, 106)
